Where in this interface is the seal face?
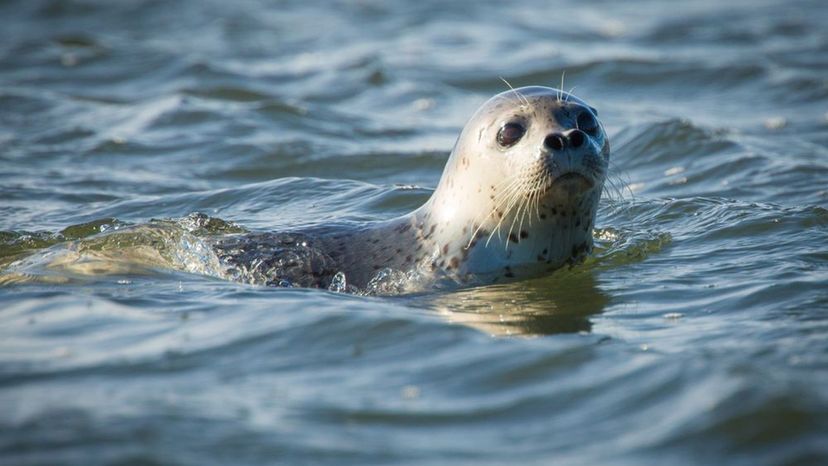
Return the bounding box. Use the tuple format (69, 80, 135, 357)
(414, 85, 609, 284)
(216, 86, 610, 291)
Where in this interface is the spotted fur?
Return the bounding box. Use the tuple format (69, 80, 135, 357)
(217, 86, 609, 290)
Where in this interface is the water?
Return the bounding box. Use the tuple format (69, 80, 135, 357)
(2, 0, 828, 464)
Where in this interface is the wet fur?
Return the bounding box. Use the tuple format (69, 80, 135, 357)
(216, 86, 610, 290)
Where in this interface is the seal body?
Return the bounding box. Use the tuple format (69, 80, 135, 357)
(215, 86, 609, 291)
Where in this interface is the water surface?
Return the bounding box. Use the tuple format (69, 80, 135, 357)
(2, 0, 828, 464)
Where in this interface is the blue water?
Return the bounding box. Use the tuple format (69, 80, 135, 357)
(2, 0, 828, 464)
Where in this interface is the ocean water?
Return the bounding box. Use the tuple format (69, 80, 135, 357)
(2, 0, 828, 464)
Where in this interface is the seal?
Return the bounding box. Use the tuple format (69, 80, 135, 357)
(214, 86, 609, 291)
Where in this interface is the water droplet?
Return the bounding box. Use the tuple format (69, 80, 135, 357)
(328, 271, 348, 293)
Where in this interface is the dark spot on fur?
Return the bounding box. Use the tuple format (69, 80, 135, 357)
(537, 255, 545, 262)
(542, 248, 548, 255)
(540, 213, 547, 219)
(373, 265, 381, 270)
(405, 255, 412, 263)
(509, 233, 519, 243)
(442, 244, 449, 254)
(520, 230, 528, 239)
(449, 257, 460, 269)
(396, 248, 402, 254)
(551, 208, 558, 216)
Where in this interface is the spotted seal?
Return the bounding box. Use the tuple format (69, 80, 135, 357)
(214, 86, 609, 291)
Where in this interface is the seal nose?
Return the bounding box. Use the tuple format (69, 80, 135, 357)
(568, 129, 586, 149)
(544, 130, 588, 151)
(544, 133, 567, 151)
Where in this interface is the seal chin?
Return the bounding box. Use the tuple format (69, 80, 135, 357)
(550, 172, 595, 193)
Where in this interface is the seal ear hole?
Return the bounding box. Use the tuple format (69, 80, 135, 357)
(577, 111, 599, 136)
(497, 122, 526, 147)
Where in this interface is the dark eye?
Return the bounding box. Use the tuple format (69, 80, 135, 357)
(497, 122, 525, 147)
(577, 111, 599, 135)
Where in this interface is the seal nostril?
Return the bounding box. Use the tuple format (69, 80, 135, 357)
(569, 130, 586, 149)
(544, 134, 566, 151)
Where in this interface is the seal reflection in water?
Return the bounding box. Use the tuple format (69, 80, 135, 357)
(215, 86, 609, 291)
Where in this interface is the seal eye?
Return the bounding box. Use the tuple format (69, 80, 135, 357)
(577, 111, 599, 136)
(497, 122, 525, 147)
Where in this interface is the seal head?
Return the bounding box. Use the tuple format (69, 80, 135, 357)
(413, 86, 610, 283)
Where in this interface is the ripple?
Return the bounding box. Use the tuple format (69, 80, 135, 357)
(2, 0, 827, 464)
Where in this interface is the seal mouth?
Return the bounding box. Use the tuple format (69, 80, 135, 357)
(551, 172, 595, 190)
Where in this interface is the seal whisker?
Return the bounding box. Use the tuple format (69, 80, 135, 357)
(467, 176, 523, 248)
(499, 77, 530, 109)
(491, 182, 525, 235)
(531, 175, 544, 223)
(558, 71, 566, 102)
(565, 86, 577, 103)
(521, 174, 544, 228)
(603, 172, 632, 201)
(505, 183, 536, 251)
(485, 181, 527, 248)
(601, 161, 632, 201)
(513, 194, 532, 248)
